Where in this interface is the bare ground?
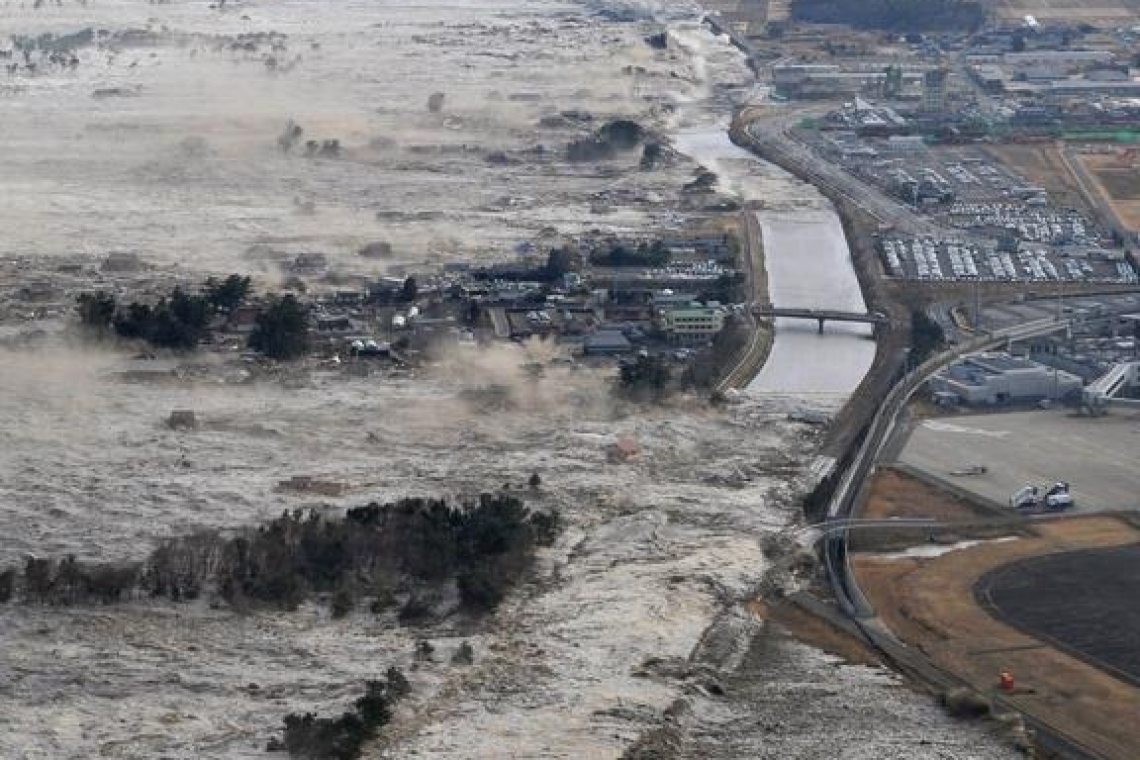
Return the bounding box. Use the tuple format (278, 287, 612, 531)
(856, 515, 1140, 760)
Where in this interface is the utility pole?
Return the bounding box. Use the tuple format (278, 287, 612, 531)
(1052, 278, 1065, 401)
(973, 274, 982, 333)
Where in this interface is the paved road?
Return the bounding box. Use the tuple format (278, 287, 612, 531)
(742, 111, 943, 236)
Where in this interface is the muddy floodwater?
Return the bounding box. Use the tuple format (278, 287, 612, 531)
(0, 1, 1019, 758)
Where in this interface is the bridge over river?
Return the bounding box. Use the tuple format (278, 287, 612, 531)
(750, 305, 889, 333)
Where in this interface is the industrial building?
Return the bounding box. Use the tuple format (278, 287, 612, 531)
(922, 69, 950, 113)
(1037, 79, 1140, 102)
(930, 352, 1082, 405)
(772, 63, 925, 99)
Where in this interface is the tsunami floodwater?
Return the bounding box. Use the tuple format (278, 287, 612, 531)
(0, 1, 1019, 758)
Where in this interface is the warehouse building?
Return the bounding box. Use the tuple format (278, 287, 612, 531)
(930, 352, 1082, 405)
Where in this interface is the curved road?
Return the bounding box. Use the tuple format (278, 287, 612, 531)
(822, 316, 1072, 617)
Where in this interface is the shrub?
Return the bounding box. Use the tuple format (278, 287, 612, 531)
(277, 672, 408, 759)
(942, 688, 991, 719)
(330, 589, 355, 619)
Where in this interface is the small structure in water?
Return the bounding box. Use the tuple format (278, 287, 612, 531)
(166, 410, 198, 430)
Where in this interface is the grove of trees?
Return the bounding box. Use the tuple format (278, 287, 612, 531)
(909, 309, 946, 367)
(77, 274, 252, 351)
(617, 353, 673, 403)
(1, 494, 561, 617)
(589, 240, 671, 268)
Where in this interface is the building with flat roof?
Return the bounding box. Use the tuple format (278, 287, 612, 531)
(1042, 79, 1140, 101)
(657, 305, 726, 344)
(1002, 50, 1114, 68)
(583, 329, 633, 356)
(930, 352, 1082, 405)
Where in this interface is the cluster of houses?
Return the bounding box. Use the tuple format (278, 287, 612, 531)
(287, 234, 743, 363)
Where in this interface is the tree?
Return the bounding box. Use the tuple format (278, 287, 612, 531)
(250, 295, 310, 360)
(589, 241, 671, 268)
(277, 120, 303, 153)
(910, 309, 946, 367)
(640, 142, 664, 170)
(76, 291, 116, 331)
(110, 289, 211, 350)
(451, 642, 474, 665)
(165, 288, 211, 345)
(0, 567, 15, 603)
(399, 277, 418, 303)
(617, 354, 672, 402)
(276, 670, 408, 760)
(205, 274, 252, 313)
(330, 589, 354, 619)
(543, 247, 576, 281)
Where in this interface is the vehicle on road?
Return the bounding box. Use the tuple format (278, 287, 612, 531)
(1010, 482, 1075, 512)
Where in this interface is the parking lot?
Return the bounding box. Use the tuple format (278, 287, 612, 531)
(802, 130, 1140, 284)
(898, 409, 1140, 513)
(881, 235, 1138, 283)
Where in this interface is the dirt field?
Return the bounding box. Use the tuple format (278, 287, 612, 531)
(1077, 153, 1140, 231)
(994, 0, 1140, 22)
(862, 466, 998, 522)
(978, 544, 1140, 686)
(855, 515, 1140, 760)
(984, 144, 1096, 219)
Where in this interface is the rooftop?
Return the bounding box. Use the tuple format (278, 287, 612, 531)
(970, 353, 1039, 373)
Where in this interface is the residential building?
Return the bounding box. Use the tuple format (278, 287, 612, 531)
(658, 305, 726, 344)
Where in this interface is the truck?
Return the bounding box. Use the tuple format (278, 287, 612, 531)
(1010, 482, 1075, 512)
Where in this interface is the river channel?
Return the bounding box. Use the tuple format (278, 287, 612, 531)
(671, 128, 876, 405)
